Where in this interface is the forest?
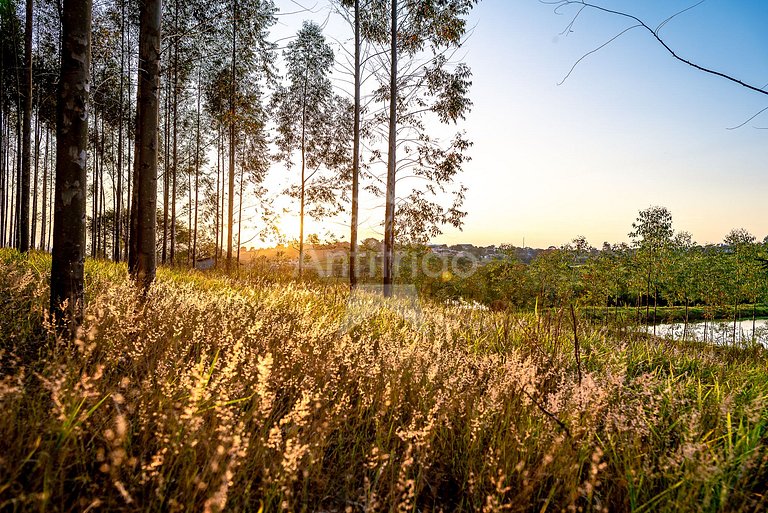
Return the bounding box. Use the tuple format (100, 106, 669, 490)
(2, 0, 768, 511)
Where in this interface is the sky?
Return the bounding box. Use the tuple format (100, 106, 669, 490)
(265, 0, 768, 249)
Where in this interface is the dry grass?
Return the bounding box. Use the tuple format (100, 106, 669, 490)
(1, 248, 768, 512)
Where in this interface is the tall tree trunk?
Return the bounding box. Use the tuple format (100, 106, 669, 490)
(91, 110, 98, 258)
(170, 0, 178, 265)
(383, 0, 397, 297)
(48, 127, 54, 251)
(187, 148, 191, 265)
(40, 127, 48, 249)
(114, 0, 125, 262)
(214, 126, 220, 266)
(51, 0, 92, 336)
(298, 74, 307, 277)
(220, 129, 225, 261)
(236, 157, 243, 265)
(192, 67, 200, 268)
(99, 113, 105, 256)
(129, 0, 161, 290)
(227, 0, 237, 268)
(18, 0, 32, 252)
(161, 64, 169, 263)
(14, 93, 22, 249)
(31, 105, 40, 248)
(349, 0, 361, 290)
(0, 51, 5, 246)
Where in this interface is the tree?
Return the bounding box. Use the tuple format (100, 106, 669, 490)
(50, 0, 92, 335)
(0, 0, 23, 249)
(667, 231, 696, 339)
(336, 0, 363, 290)
(202, 0, 275, 269)
(368, 0, 477, 296)
(629, 206, 673, 329)
(17, 0, 31, 252)
(723, 228, 758, 344)
(129, 0, 162, 290)
(273, 21, 344, 278)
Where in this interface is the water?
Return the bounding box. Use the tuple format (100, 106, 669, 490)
(642, 319, 768, 346)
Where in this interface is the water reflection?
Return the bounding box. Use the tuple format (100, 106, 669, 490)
(643, 319, 768, 346)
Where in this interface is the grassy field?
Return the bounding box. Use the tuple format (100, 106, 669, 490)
(1, 248, 768, 512)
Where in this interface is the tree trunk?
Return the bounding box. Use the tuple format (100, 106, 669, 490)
(219, 128, 225, 261)
(645, 268, 651, 328)
(383, 0, 397, 297)
(349, 0, 361, 290)
(192, 67, 201, 268)
(161, 64, 170, 263)
(129, 0, 161, 291)
(31, 105, 40, 249)
(40, 127, 48, 249)
(90, 110, 98, 258)
(214, 126, 220, 266)
(298, 76, 307, 277)
(752, 303, 757, 341)
(653, 285, 658, 336)
(114, 0, 125, 262)
(13, 114, 20, 247)
(51, 0, 92, 336)
(236, 159, 243, 265)
(227, 0, 237, 268)
(99, 113, 105, 256)
(0, 51, 5, 247)
(18, 0, 32, 252)
(170, 0, 178, 265)
(187, 147, 191, 265)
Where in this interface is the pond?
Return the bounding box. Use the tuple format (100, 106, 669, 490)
(641, 319, 768, 346)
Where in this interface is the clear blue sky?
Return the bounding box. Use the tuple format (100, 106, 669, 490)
(269, 0, 768, 248)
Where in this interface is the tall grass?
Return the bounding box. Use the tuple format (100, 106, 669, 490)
(1, 248, 767, 512)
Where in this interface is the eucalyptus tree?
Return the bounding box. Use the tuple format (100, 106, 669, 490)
(0, 0, 23, 248)
(203, 0, 275, 268)
(348, 0, 362, 289)
(128, 0, 161, 289)
(29, 0, 59, 251)
(273, 20, 347, 277)
(330, 0, 362, 288)
(50, 0, 92, 336)
(89, 2, 126, 259)
(364, 0, 477, 296)
(17, 0, 31, 252)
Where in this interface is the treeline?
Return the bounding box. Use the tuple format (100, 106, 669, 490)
(423, 207, 768, 324)
(0, 0, 479, 335)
